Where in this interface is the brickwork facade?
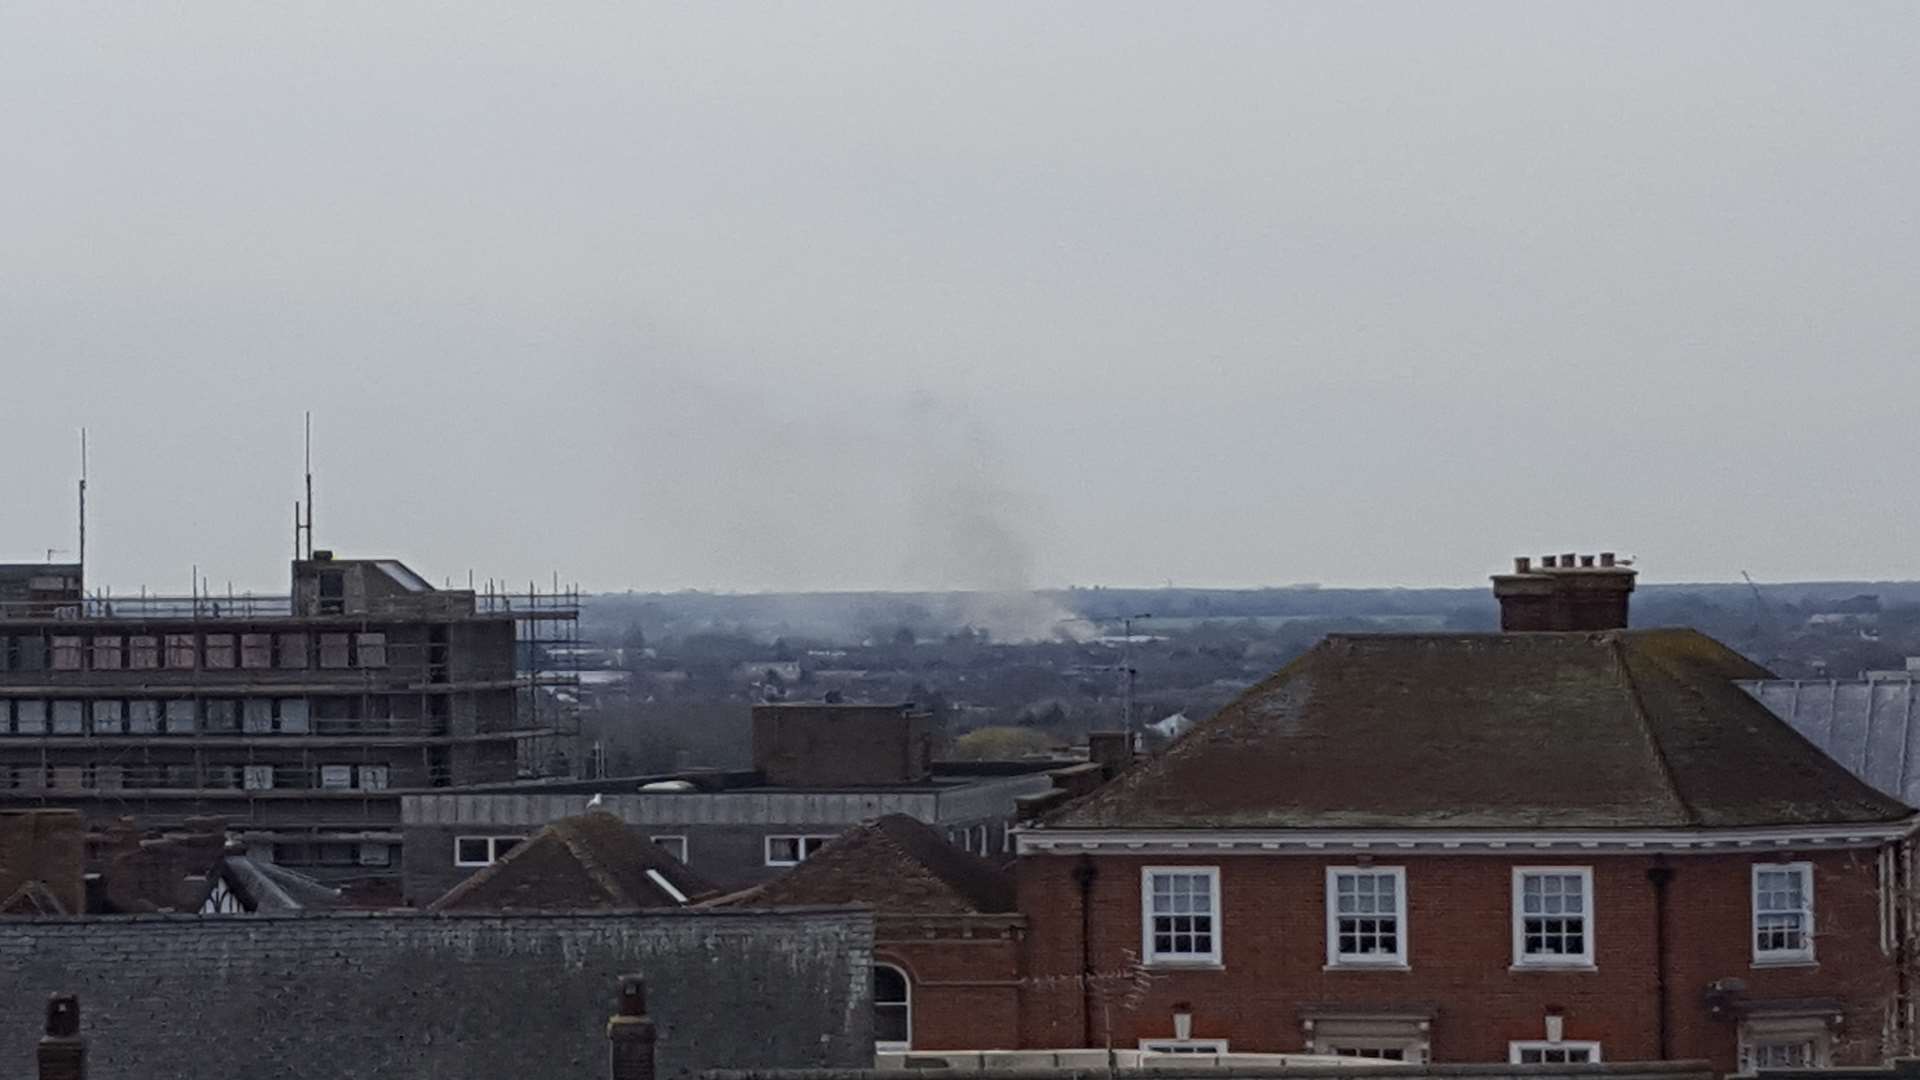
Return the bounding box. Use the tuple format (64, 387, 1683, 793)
(0, 908, 874, 1080)
(1012, 847, 1898, 1070)
(874, 915, 1027, 1052)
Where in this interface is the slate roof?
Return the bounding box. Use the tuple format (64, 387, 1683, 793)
(430, 811, 716, 911)
(94, 834, 342, 913)
(715, 814, 1016, 914)
(218, 857, 344, 912)
(1744, 677, 1920, 808)
(1042, 629, 1914, 831)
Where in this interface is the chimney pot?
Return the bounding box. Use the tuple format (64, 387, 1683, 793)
(608, 976, 656, 1080)
(1491, 549, 1637, 632)
(39, 993, 84, 1080)
(1514, 557, 1531, 574)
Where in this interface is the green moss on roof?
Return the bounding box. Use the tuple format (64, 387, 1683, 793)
(1041, 629, 1911, 831)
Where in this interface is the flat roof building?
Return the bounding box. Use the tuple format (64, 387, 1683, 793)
(403, 702, 1065, 904)
(0, 552, 580, 886)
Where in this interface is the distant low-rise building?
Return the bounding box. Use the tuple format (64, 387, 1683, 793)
(430, 810, 714, 910)
(399, 702, 1063, 903)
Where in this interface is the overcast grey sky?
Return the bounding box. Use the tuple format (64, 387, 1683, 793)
(2, 3, 1915, 594)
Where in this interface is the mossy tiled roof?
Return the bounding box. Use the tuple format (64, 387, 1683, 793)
(1042, 629, 1913, 830)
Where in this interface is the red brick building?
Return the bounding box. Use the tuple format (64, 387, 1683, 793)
(1011, 556, 1915, 1071)
(714, 813, 1025, 1053)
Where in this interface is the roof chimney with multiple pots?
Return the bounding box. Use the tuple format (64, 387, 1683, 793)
(1491, 552, 1636, 632)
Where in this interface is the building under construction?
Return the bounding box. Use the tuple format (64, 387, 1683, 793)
(0, 553, 581, 885)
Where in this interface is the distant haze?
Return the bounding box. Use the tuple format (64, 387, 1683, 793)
(2, 3, 1915, 594)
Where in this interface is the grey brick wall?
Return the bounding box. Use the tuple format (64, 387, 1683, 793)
(0, 907, 874, 1080)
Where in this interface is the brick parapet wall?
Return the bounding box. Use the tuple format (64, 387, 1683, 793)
(0, 907, 874, 1080)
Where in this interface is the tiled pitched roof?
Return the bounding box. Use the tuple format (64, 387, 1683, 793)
(0, 880, 69, 915)
(716, 814, 1015, 914)
(1042, 629, 1914, 831)
(430, 812, 715, 911)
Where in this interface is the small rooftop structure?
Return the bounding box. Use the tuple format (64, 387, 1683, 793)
(751, 703, 933, 788)
(1490, 552, 1636, 632)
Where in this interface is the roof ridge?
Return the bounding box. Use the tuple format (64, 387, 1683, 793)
(553, 818, 638, 906)
(1609, 636, 1699, 826)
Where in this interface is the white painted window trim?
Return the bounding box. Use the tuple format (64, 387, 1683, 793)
(651, 835, 688, 862)
(874, 963, 912, 1052)
(1325, 865, 1409, 968)
(1737, 1017, 1832, 1073)
(1512, 866, 1596, 968)
(765, 834, 835, 867)
(454, 835, 493, 867)
(1140, 865, 1223, 967)
(1140, 1040, 1230, 1054)
(1012, 820, 1914, 857)
(1752, 861, 1816, 966)
(1509, 1041, 1602, 1064)
(453, 835, 522, 867)
(1323, 1042, 1420, 1062)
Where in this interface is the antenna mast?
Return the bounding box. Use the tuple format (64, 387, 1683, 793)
(303, 412, 314, 559)
(77, 429, 88, 583)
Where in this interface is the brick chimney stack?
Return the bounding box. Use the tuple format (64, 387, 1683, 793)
(39, 994, 84, 1080)
(1087, 732, 1135, 780)
(607, 975, 656, 1080)
(1491, 552, 1636, 631)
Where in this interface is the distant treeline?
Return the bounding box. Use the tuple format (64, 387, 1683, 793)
(583, 581, 1920, 647)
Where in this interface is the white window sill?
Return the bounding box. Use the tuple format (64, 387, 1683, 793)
(1144, 960, 1226, 972)
(1508, 962, 1598, 973)
(1324, 961, 1411, 972)
(1751, 956, 1818, 970)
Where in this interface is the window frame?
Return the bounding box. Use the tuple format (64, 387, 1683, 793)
(1325, 865, 1409, 968)
(764, 834, 835, 867)
(355, 631, 389, 668)
(1511, 866, 1596, 969)
(1752, 862, 1816, 966)
(203, 634, 237, 670)
(163, 632, 198, 670)
(1141, 865, 1223, 968)
(50, 636, 84, 671)
(91, 635, 124, 671)
(1328, 1045, 1411, 1061)
(874, 963, 912, 1052)
(453, 835, 524, 867)
(1139, 1041, 1230, 1055)
(1738, 1017, 1831, 1074)
(651, 835, 688, 862)
(1510, 1042, 1601, 1064)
